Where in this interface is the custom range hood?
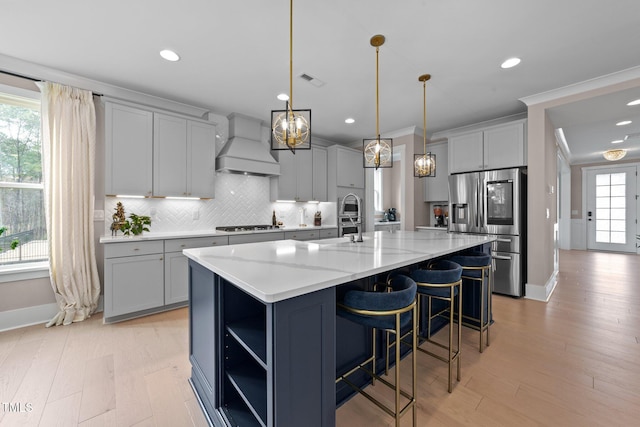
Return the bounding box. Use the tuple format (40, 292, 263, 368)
(216, 113, 280, 176)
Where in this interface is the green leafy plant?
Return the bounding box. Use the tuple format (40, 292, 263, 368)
(0, 226, 20, 251)
(121, 213, 151, 236)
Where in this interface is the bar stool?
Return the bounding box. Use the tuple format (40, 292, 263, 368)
(336, 274, 417, 427)
(410, 260, 463, 393)
(449, 251, 492, 353)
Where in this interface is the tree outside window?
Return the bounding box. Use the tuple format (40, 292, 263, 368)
(0, 94, 47, 265)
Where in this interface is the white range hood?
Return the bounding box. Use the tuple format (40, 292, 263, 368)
(216, 113, 280, 177)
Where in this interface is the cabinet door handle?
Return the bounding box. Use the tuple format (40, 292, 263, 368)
(133, 248, 140, 251)
(211, 242, 217, 245)
(180, 244, 186, 248)
(159, 257, 163, 261)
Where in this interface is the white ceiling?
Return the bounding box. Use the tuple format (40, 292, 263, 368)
(2, 0, 640, 164)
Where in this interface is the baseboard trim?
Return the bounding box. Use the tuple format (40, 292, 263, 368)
(525, 270, 558, 302)
(0, 297, 104, 332)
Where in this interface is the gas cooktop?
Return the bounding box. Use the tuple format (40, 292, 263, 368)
(215, 225, 280, 232)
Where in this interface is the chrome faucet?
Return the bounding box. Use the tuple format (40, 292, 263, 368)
(340, 193, 363, 242)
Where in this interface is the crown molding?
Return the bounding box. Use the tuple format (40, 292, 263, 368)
(520, 65, 640, 106)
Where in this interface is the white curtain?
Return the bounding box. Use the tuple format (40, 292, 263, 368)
(37, 82, 101, 327)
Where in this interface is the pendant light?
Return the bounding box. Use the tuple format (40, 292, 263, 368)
(414, 74, 436, 177)
(363, 34, 392, 169)
(271, 0, 311, 153)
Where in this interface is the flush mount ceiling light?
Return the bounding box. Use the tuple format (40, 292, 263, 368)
(627, 99, 640, 106)
(345, 118, 355, 124)
(159, 49, 180, 62)
(616, 120, 632, 126)
(501, 57, 521, 69)
(277, 93, 289, 101)
(271, 0, 311, 154)
(414, 74, 435, 178)
(603, 149, 627, 161)
(363, 34, 392, 169)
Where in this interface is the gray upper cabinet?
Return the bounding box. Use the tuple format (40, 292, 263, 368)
(312, 147, 328, 202)
(335, 146, 365, 189)
(448, 119, 526, 174)
(271, 146, 327, 202)
(423, 141, 449, 202)
(154, 113, 216, 198)
(105, 102, 153, 196)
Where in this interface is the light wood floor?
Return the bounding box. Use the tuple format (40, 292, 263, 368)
(1, 250, 638, 426)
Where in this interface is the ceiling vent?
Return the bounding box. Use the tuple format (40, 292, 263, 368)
(299, 73, 325, 87)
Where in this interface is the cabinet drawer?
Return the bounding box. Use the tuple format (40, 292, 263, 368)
(104, 240, 164, 258)
(319, 228, 338, 239)
(285, 230, 319, 241)
(165, 236, 229, 252)
(228, 232, 285, 245)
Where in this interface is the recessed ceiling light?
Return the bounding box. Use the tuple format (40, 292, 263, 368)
(616, 120, 632, 126)
(345, 118, 355, 124)
(611, 139, 624, 144)
(500, 57, 521, 69)
(159, 49, 180, 62)
(277, 93, 289, 101)
(627, 98, 640, 106)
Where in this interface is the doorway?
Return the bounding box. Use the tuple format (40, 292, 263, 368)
(585, 165, 638, 252)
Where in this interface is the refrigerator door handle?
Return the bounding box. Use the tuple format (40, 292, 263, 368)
(492, 254, 512, 260)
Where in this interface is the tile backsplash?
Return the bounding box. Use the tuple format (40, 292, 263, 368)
(104, 173, 336, 235)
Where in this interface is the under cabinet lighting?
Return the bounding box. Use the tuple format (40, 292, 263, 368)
(114, 194, 146, 199)
(616, 120, 632, 126)
(627, 99, 640, 106)
(165, 196, 201, 200)
(276, 200, 296, 203)
(611, 139, 624, 144)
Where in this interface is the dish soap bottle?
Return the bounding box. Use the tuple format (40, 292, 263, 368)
(272, 210, 277, 227)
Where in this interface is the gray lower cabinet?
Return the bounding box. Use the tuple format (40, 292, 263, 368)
(189, 261, 336, 427)
(320, 228, 338, 239)
(284, 229, 319, 241)
(228, 232, 285, 245)
(104, 236, 229, 322)
(104, 241, 165, 320)
(165, 236, 229, 305)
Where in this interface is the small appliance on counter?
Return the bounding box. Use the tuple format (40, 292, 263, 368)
(387, 208, 397, 222)
(433, 205, 445, 227)
(314, 211, 322, 226)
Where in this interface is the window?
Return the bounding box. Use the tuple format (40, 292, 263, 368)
(0, 89, 48, 266)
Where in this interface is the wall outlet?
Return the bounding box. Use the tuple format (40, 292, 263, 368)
(94, 210, 104, 221)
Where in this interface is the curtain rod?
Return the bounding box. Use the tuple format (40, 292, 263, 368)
(1, 69, 103, 96)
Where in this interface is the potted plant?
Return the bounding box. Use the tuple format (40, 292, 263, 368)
(121, 213, 152, 236)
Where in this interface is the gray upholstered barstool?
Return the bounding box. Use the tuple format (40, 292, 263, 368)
(410, 260, 463, 393)
(449, 251, 492, 353)
(336, 274, 417, 427)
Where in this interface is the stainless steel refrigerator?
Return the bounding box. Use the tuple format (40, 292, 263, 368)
(448, 167, 527, 297)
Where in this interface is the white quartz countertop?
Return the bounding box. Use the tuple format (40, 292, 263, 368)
(415, 226, 448, 231)
(99, 225, 338, 243)
(183, 230, 495, 303)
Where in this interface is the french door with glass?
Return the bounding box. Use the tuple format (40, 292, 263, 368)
(586, 166, 637, 253)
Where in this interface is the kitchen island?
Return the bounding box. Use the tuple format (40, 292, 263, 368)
(184, 230, 494, 427)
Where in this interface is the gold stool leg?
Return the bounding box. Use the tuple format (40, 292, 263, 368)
(447, 290, 454, 393)
(457, 281, 462, 381)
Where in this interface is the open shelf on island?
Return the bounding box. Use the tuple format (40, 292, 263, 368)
(226, 364, 267, 426)
(225, 317, 267, 369)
